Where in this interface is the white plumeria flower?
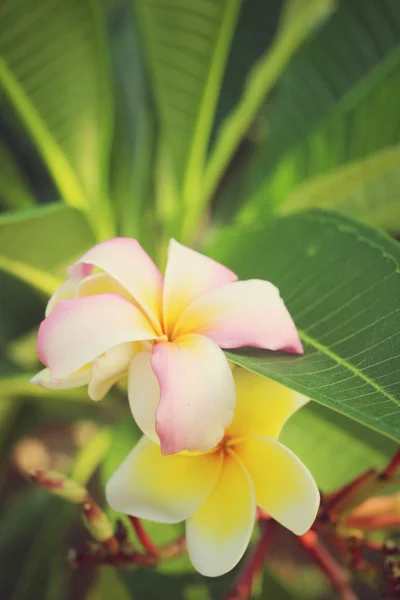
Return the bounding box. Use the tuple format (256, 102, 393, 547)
(33, 238, 302, 454)
(106, 369, 320, 577)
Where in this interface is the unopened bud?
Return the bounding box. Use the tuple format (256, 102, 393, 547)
(29, 470, 87, 504)
(82, 500, 114, 542)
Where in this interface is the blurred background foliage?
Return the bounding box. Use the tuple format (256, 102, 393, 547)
(0, 0, 399, 598)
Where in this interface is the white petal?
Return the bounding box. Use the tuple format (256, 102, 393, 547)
(186, 450, 256, 577)
(106, 437, 221, 523)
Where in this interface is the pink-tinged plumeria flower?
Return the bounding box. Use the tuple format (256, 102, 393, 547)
(106, 369, 319, 577)
(33, 238, 302, 454)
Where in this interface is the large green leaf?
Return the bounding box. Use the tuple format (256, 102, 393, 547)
(240, 0, 400, 224)
(278, 145, 400, 231)
(0, 0, 115, 238)
(0, 203, 94, 294)
(134, 0, 241, 238)
(211, 210, 400, 442)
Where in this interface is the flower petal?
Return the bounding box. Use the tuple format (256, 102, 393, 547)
(106, 436, 222, 523)
(186, 450, 256, 577)
(88, 342, 137, 401)
(174, 280, 303, 353)
(31, 367, 90, 390)
(163, 239, 237, 336)
(71, 238, 163, 330)
(128, 350, 160, 443)
(38, 293, 158, 379)
(236, 436, 320, 535)
(45, 278, 79, 317)
(77, 272, 133, 301)
(151, 334, 235, 454)
(227, 367, 308, 440)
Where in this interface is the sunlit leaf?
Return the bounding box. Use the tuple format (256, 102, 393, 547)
(278, 145, 400, 232)
(0, 0, 115, 238)
(0, 203, 94, 294)
(240, 0, 400, 225)
(205, 0, 334, 206)
(134, 0, 241, 238)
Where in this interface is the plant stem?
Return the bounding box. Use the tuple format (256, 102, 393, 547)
(299, 531, 358, 600)
(225, 520, 276, 600)
(129, 516, 159, 556)
(380, 449, 400, 480)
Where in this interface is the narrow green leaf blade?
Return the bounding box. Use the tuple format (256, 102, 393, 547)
(205, 0, 334, 203)
(278, 145, 400, 231)
(211, 210, 400, 442)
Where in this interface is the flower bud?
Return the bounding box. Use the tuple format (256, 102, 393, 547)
(29, 470, 87, 504)
(82, 500, 114, 542)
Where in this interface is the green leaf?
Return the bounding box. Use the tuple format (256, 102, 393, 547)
(205, 0, 334, 206)
(211, 210, 400, 443)
(87, 569, 132, 600)
(240, 0, 400, 224)
(134, 0, 241, 238)
(0, 489, 67, 600)
(0, 0, 115, 238)
(278, 145, 400, 231)
(282, 402, 396, 490)
(0, 203, 94, 294)
(0, 141, 35, 210)
(209, 0, 284, 141)
(0, 371, 89, 402)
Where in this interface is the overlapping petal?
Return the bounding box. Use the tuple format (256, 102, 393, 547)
(186, 450, 255, 577)
(31, 366, 90, 390)
(71, 238, 163, 329)
(151, 334, 235, 454)
(163, 239, 237, 336)
(128, 350, 160, 443)
(106, 436, 222, 523)
(88, 342, 137, 401)
(236, 436, 319, 535)
(45, 278, 79, 316)
(37, 293, 158, 379)
(77, 272, 133, 301)
(227, 368, 308, 440)
(174, 280, 302, 353)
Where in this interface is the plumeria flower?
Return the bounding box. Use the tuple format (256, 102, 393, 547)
(33, 238, 302, 454)
(106, 369, 320, 577)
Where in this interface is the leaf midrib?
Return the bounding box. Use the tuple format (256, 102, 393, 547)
(298, 328, 399, 408)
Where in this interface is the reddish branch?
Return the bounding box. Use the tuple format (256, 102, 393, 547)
(71, 530, 186, 568)
(30, 447, 400, 599)
(324, 468, 376, 516)
(299, 531, 358, 600)
(380, 449, 400, 480)
(129, 516, 159, 556)
(225, 520, 276, 600)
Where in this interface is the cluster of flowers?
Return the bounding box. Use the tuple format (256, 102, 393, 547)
(33, 238, 320, 576)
